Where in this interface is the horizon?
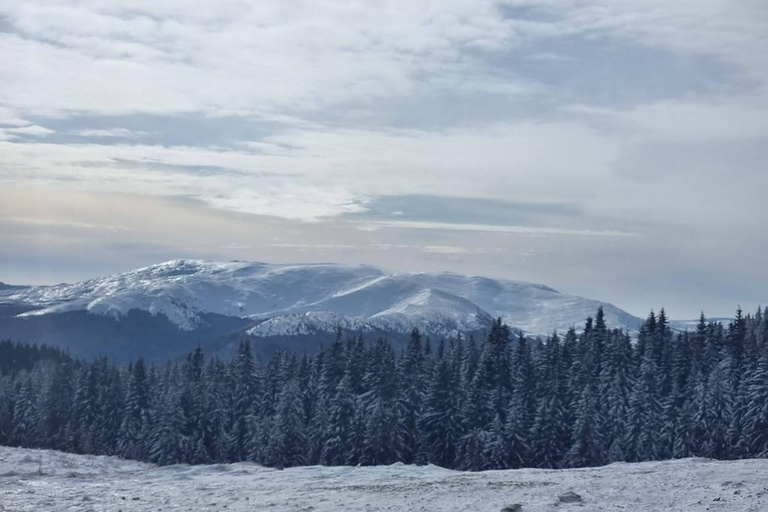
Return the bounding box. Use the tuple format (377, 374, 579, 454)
(2, 1, 767, 319)
(0, 255, 752, 321)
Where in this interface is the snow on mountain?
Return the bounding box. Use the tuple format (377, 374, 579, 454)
(0, 281, 27, 291)
(670, 317, 734, 332)
(2, 445, 767, 512)
(0, 259, 641, 337)
(247, 312, 375, 337)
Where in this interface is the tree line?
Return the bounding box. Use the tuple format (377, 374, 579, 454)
(1, 306, 767, 470)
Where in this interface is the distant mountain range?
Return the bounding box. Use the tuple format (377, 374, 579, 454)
(0, 259, 643, 361)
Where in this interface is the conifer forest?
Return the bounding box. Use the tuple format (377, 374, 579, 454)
(2, 307, 767, 471)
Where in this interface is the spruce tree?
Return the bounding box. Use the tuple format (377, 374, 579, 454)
(10, 377, 38, 448)
(321, 373, 356, 465)
(266, 379, 307, 468)
(740, 352, 768, 456)
(118, 357, 152, 460)
(419, 348, 461, 468)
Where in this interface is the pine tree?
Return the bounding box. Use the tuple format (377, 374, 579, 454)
(11, 377, 38, 447)
(38, 359, 74, 450)
(360, 341, 398, 466)
(591, 306, 609, 376)
(321, 374, 356, 465)
(266, 379, 307, 468)
(118, 358, 152, 460)
(149, 387, 188, 465)
(92, 360, 124, 456)
(395, 329, 425, 463)
(624, 352, 662, 462)
(419, 348, 461, 467)
(510, 333, 535, 437)
(740, 352, 768, 456)
(65, 366, 99, 453)
(530, 394, 566, 468)
(456, 427, 491, 471)
(225, 340, 258, 462)
(601, 330, 633, 460)
(702, 359, 733, 459)
(565, 381, 604, 468)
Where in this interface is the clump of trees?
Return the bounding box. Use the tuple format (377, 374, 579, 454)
(1, 306, 767, 470)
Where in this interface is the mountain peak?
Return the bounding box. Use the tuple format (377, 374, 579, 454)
(1, 259, 641, 339)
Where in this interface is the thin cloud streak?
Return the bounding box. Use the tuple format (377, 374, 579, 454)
(361, 220, 641, 238)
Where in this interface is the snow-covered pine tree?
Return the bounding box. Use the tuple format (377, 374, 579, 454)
(117, 357, 152, 460)
(395, 328, 426, 464)
(623, 351, 662, 462)
(456, 427, 491, 471)
(565, 380, 604, 468)
(419, 343, 461, 468)
(225, 340, 258, 462)
(529, 332, 568, 468)
(702, 359, 734, 459)
(10, 377, 38, 448)
(148, 385, 188, 465)
(65, 366, 99, 453)
(360, 340, 398, 466)
(265, 379, 308, 468)
(321, 373, 356, 465)
(37, 359, 74, 450)
(739, 352, 768, 456)
(601, 330, 633, 462)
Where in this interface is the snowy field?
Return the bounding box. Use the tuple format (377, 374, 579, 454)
(1, 446, 767, 512)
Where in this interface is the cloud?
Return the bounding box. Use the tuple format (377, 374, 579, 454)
(360, 220, 639, 237)
(0, 216, 129, 231)
(4, 125, 54, 137)
(0, 106, 27, 127)
(566, 100, 768, 141)
(0, 119, 620, 221)
(0, 1, 537, 118)
(71, 128, 149, 139)
(422, 245, 480, 255)
(1, 0, 767, 317)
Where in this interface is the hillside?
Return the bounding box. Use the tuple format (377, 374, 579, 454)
(0, 259, 641, 359)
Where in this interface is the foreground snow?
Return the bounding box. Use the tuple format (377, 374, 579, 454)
(1, 446, 766, 511)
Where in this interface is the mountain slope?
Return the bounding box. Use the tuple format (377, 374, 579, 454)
(0, 259, 642, 359)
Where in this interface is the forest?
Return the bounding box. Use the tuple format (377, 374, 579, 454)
(1, 306, 767, 471)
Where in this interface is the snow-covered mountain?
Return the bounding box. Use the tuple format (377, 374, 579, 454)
(0, 259, 641, 359)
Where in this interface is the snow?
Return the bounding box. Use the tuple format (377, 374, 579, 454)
(0, 259, 641, 336)
(2, 446, 767, 511)
(670, 317, 734, 331)
(247, 312, 375, 337)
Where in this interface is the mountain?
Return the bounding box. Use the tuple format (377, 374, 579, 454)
(0, 281, 27, 291)
(0, 259, 642, 360)
(669, 317, 734, 331)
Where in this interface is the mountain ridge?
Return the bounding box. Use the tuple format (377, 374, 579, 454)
(0, 259, 643, 359)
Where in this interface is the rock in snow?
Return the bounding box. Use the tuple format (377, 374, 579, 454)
(557, 491, 583, 503)
(0, 259, 641, 337)
(1, 446, 767, 512)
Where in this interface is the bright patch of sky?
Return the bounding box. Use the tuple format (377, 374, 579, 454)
(1, 0, 767, 318)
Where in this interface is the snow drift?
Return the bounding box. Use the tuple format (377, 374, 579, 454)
(1, 445, 765, 512)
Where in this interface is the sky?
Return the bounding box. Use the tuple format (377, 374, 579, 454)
(1, 0, 767, 319)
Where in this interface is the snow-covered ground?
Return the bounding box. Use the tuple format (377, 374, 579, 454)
(1, 446, 766, 512)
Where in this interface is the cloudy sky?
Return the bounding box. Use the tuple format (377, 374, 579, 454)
(1, 0, 767, 318)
